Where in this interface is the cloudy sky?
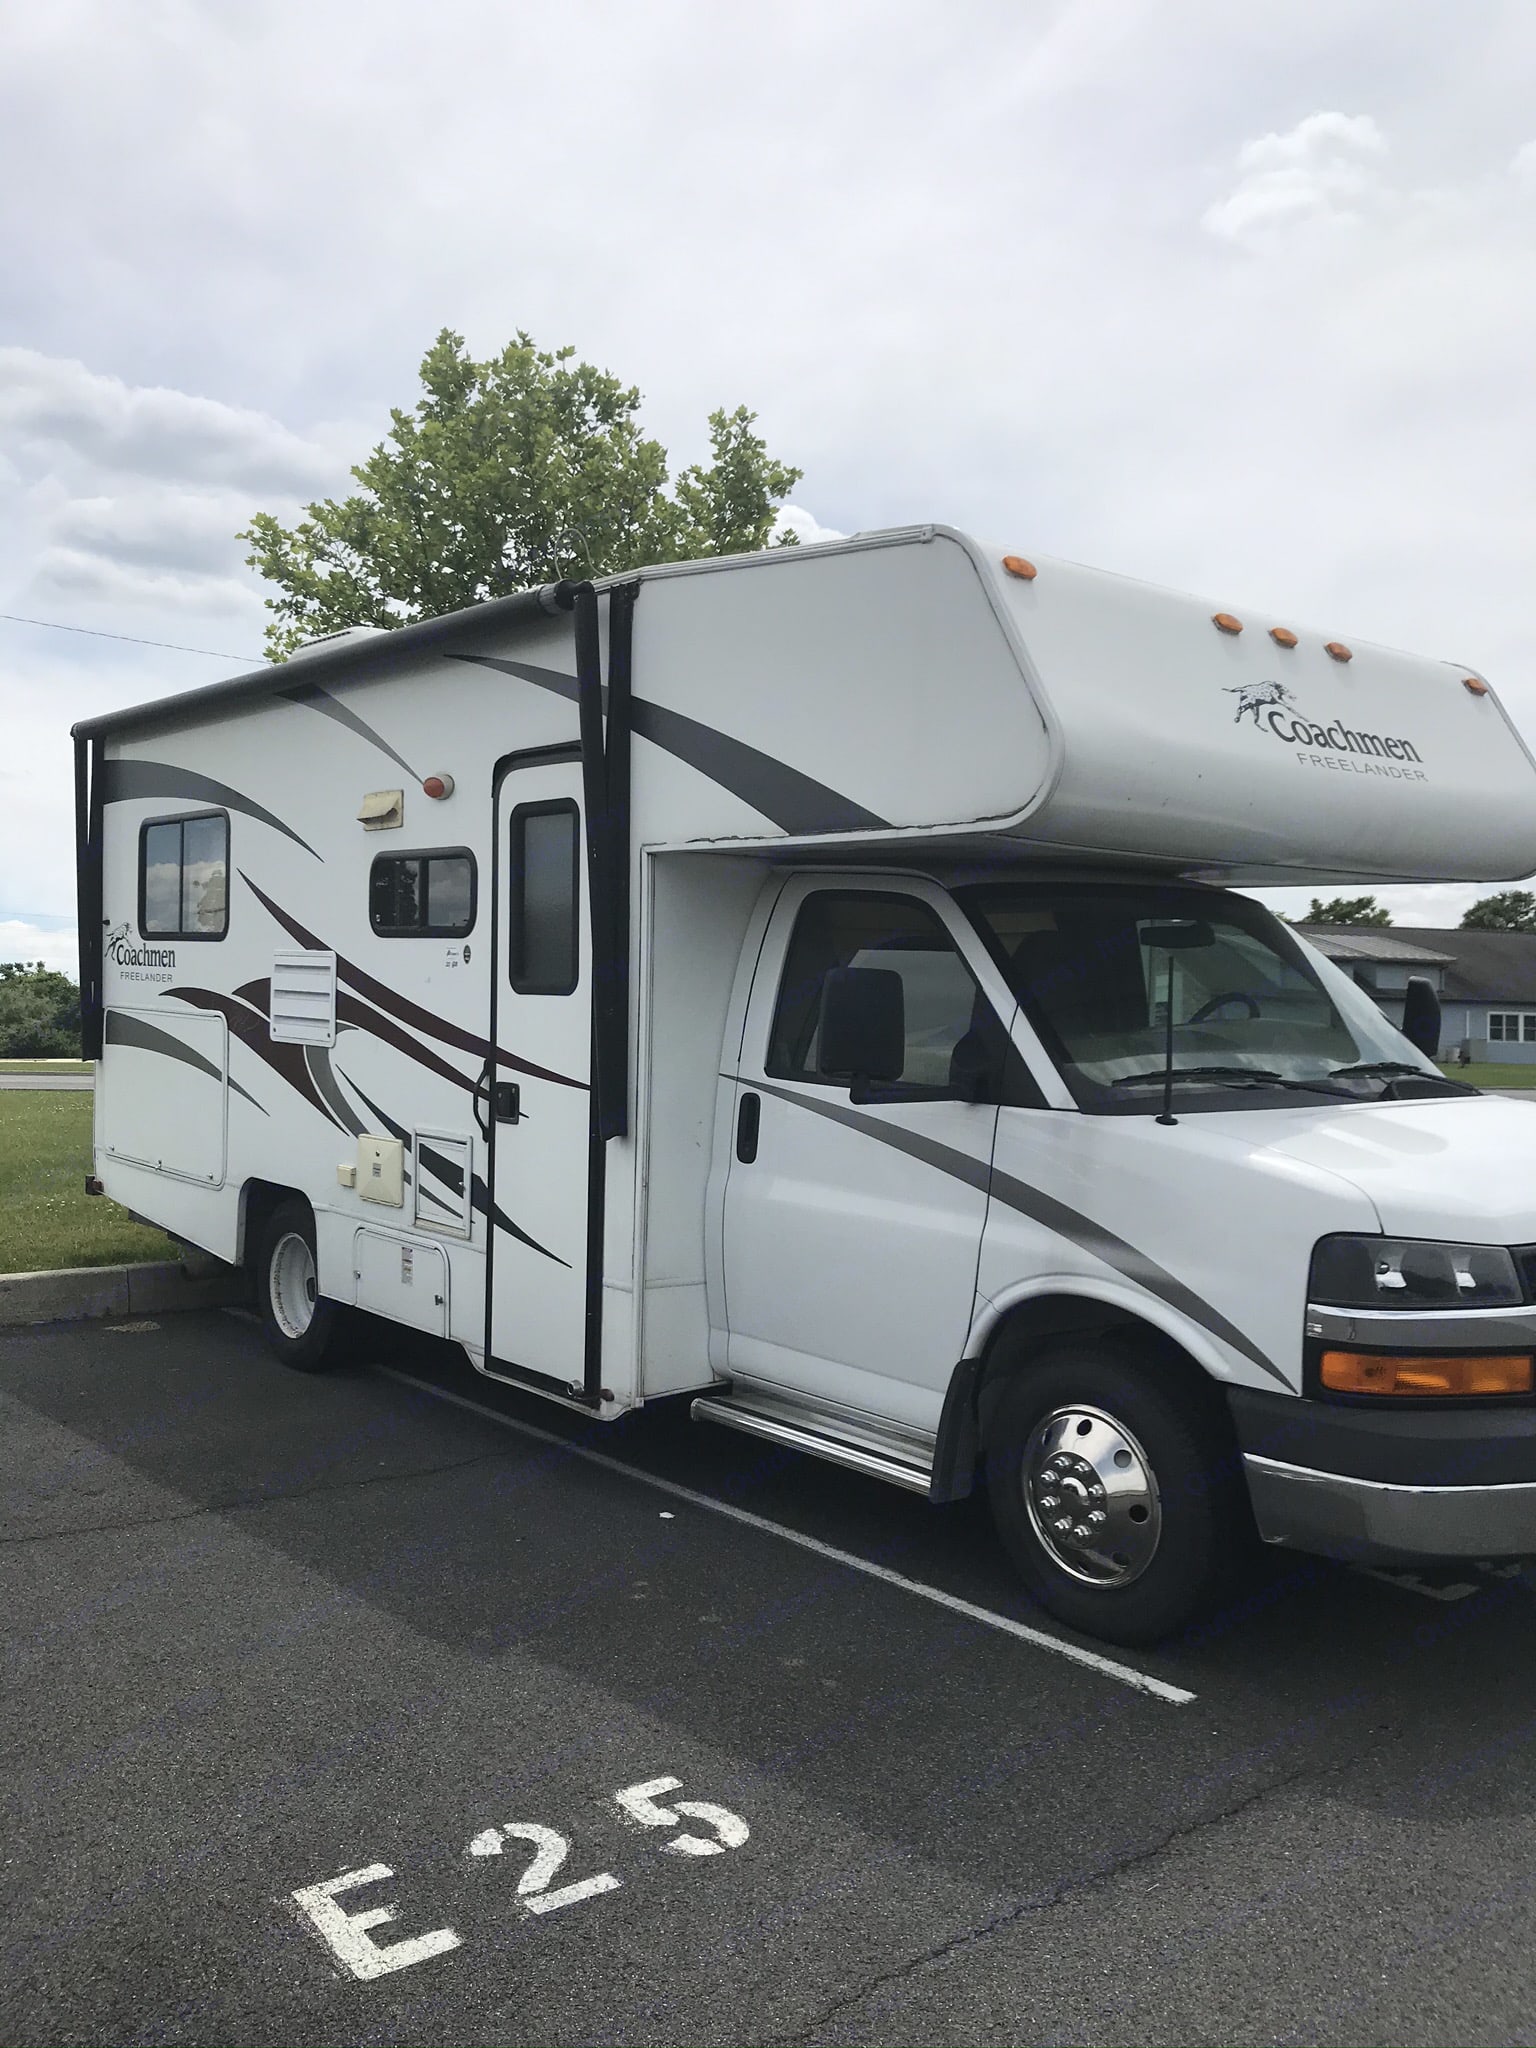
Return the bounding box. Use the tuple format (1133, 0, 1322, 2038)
(4, 0, 1534, 971)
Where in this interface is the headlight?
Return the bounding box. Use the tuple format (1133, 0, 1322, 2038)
(1310, 1235, 1524, 1310)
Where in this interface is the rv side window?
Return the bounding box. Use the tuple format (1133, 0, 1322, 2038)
(766, 892, 986, 1093)
(508, 801, 579, 994)
(369, 850, 477, 937)
(138, 811, 228, 939)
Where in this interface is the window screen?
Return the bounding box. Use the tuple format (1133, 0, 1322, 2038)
(767, 893, 984, 1092)
(509, 801, 579, 994)
(369, 850, 476, 937)
(139, 812, 228, 939)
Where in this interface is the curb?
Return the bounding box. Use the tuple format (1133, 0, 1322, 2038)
(0, 1257, 246, 1328)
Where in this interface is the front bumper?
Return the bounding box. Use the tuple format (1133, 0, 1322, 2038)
(1228, 1386, 1536, 1566)
(1243, 1454, 1536, 1565)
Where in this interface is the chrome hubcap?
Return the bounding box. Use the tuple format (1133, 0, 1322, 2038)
(1023, 1404, 1162, 1587)
(270, 1232, 317, 1341)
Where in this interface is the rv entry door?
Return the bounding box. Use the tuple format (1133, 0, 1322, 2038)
(486, 751, 593, 1392)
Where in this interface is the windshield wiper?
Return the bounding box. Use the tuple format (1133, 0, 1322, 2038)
(1329, 1060, 1479, 1094)
(1111, 1064, 1355, 1097)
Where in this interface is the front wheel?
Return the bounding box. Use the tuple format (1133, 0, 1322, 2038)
(986, 1338, 1246, 1644)
(257, 1200, 343, 1372)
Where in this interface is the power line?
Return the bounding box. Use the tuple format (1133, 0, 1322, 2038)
(0, 611, 261, 663)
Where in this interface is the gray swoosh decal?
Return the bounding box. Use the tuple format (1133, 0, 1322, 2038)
(279, 680, 422, 786)
(104, 1010, 267, 1114)
(755, 1082, 1287, 1387)
(304, 1045, 368, 1136)
(452, 654, 889, 836)
(100, 760, 319, 858)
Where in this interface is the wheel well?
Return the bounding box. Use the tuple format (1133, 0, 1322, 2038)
(973, 1297, 1228, 1449)
(239, 1180, 311, 1271)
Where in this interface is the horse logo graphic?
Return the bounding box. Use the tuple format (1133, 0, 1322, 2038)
(1226, 680, 1294, 725)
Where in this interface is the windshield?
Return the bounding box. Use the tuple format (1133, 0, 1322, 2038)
(959, 881, 1449, 1113)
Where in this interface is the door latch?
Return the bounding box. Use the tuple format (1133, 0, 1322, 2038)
(494, 1081, 522, 1124)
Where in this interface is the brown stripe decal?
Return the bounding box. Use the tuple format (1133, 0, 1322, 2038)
(278, 680, 423, 787)
(238, 871, 586, 1092)
(102, 759, 319, 858)
(170, 986, 337, 1127)
(454, 653, 889, 836)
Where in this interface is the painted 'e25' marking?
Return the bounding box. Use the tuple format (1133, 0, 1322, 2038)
(289, 1775, 748, 1981)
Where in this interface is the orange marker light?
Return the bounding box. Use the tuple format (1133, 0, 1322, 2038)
(1269, 626, 1298, 648)
(1325, 641, 1353, 663)
(1463, 677, 1489, 696)
(1002, 555, 1037, 581)
(1320, 1350, 1533, 1397)
(1213, 613, 1243, 635)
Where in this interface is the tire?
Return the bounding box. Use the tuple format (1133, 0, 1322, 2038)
(985, 1336, 1246, 1645)
(256, 1199, 343, 1373)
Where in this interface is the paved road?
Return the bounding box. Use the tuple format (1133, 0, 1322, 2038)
(0, 1073, 92, 1089)
(3, 1308, 1535, 2046)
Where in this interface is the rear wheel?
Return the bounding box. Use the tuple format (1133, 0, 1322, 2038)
(985, 1336, 1245, 1644)
(257, 1200, 343, 1372)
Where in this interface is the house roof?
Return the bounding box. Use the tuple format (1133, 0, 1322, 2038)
(1295, 927, 1455, 967)
(1295, 923, 1536, 1005)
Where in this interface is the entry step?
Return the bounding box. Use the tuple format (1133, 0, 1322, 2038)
(691, 1387, 934, 1495)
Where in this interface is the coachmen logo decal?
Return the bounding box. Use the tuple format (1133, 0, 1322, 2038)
(105, 922, 176, 983)
(1224, 681, 1427, 782)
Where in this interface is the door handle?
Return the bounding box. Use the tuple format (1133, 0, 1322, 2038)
(472, 1061, 493, 1140)
(736, 1091, 760, 1164)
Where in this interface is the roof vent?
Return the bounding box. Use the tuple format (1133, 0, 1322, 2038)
(286, 625, 387, 664)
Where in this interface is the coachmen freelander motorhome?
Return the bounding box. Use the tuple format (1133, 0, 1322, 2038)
(72, 526, 1536, 1643)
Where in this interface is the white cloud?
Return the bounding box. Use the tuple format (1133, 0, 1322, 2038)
(0, 348, 336, 495)
(1202, 111, 1389, 241)
(0, 921, 79, 974)
(26, 546, 264, 624)
(1252, 883, 1490, 930)
(772, 503, 846, 548)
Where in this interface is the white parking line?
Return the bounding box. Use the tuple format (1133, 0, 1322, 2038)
(373, 1365, 1196, 1707)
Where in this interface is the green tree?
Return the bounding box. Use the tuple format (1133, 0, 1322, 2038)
(242, 330, 803, 657)
(1461, 890, 1536, 931)
(0, 963, 80, 1058)
(1305, 895, 1392, 926)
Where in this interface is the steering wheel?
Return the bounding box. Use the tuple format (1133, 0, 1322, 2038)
(1188, 989, 1260, 1025)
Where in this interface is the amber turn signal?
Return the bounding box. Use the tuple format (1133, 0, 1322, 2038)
(1212, 612, 1243, 635)
(1002, 555, 1037, 580)
(1325, 641, 1353, 663)
(1269, 626, 1298, 648)
(1320, 1350, 1533, 1397)
(1463, 676, 1489, 696)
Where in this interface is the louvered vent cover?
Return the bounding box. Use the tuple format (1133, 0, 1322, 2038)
(270, 949, 337, 1046)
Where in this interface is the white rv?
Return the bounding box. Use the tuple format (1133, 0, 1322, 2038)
(73, 527, 1536, 1643)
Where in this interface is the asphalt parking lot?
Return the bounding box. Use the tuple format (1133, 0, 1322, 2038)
(4, 1308, 1536, 2046)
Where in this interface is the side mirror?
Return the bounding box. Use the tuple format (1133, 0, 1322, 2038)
(818, 966, 905, 1086)
(1402, 975, 1441, 1059)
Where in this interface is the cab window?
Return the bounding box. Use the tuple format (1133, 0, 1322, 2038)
(766, 891, 1032, 1099)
